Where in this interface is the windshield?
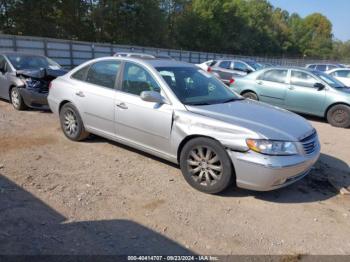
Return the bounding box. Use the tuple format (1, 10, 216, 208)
(245, 61, 263, 70)
(156, 67, 241, 105)
(313, 71, 346, 88)
(6, 54, 61, 70)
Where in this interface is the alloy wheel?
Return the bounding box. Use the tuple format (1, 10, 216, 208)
(11, 89, 20, 108)
(63, 109, 79, 136)
(333, 109, 347, 124)
(187, 146, 223, 186)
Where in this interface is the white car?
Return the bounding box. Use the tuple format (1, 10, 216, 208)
(196, 60, 214, 71)
(326, 68, 350, 86)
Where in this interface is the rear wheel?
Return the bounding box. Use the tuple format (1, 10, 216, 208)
(242, 91, 258, 101)
(59, 103, 90, 141)
(326, 104, 350, 128)
(179, 137, 233, 194)
(10, 87, 27, 110)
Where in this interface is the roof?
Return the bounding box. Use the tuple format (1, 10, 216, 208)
(144, 59, 195, 68)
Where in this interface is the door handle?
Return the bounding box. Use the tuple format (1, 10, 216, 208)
(288, 86, 295, 90)
(75, 91, 85, 97)
(116, 102, 128, 109)
(256, 80, 263, 85)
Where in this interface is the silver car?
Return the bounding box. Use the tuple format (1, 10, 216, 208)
(48, 57, 320, 194)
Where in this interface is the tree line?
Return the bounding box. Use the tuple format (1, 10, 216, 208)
(0, 0, 349, 60)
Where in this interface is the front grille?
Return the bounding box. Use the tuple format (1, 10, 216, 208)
(300, 130, 317, 155)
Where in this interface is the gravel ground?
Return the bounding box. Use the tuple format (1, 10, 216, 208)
(0, 100, 350, 255)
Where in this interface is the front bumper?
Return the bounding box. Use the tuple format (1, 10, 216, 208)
(19, 88, 48, 109)
(227, 144, 320, 191)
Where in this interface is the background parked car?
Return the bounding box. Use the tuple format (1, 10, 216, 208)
(305, 63, 344, 72)
(231, 67, 350, 128)
(114, 52, 174, 60)
(196, 60, 215, 71)
(326, 68, 350, 86)
(0, 52, 66, 110)
(207, 59, 263, 85)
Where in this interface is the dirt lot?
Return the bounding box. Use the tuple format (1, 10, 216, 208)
(0, 100, 350, 255)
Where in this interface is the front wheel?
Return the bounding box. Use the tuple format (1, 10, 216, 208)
(326, 104, 350, 128)
(179, 137, 234, 194)
(242, 91, 258, 101)
(59, 103, 90, 141)
(10, 87, 27, 110)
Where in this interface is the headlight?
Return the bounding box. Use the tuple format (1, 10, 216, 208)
(246, 139, 298, 156)
(24, 78, 41, 89)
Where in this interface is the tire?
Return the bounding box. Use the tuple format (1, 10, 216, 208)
(10, 87, 27, 110)
(242, 91, 258, 101)
(59, 102, 90, 141)
(179, 137, 234, 194)
(326, 104, 350, 128)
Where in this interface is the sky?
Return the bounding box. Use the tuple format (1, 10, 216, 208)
(269, 0, 350, 41)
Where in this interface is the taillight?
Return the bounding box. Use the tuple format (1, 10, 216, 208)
(207, 67, 212, 72)
(229, 78, 235, 85)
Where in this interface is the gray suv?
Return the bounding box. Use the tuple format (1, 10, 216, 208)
(208, 59, 263, 85)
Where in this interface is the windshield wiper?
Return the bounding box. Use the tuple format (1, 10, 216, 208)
(185, 102, 212, 106)
(221, 98, 244, 103)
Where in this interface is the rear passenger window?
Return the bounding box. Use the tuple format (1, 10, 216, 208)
(121, 62, 160, 96)
(86, 60, 120, 89)
(259, 69, 288, 83)
(71, 65, 89, 81)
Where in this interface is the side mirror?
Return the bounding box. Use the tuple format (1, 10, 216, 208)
(140, 91, 165, 104)
(314, 82, 325, 90)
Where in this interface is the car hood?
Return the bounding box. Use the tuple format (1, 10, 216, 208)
(16, 68, 67, 81)
(185, 99, 314, 141)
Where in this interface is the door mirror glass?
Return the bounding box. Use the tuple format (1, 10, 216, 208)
(140, 91, 165, 104)
(314, 82, 325, 90)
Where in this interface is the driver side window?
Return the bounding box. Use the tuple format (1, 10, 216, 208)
(0, 56, 9, 73)
(233, 61, 248, 71)
(291, 71, 318, 88)
(121, 62, 160, 96)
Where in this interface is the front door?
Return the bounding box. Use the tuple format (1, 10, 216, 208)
(114, 62, 173, 154)
(285, 70, 326, 116)
(0, 56, 11, 99)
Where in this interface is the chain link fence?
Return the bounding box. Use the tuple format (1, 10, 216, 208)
(0, 34, 345, 69)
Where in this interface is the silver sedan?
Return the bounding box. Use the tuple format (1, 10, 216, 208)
(48, 57, 320, 194)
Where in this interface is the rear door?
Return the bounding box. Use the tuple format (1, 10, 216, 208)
(285, 70, 326, 115)
(212, 61, 233, 84)
(255, 69, 289, 106)
(72, 60, 120, 136)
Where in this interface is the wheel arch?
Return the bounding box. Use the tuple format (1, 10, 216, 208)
(324, 102, 350, 118)
(240, 89, 258, 96)
(59, 100, 74, 113)
(176, 134, 236, 180)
